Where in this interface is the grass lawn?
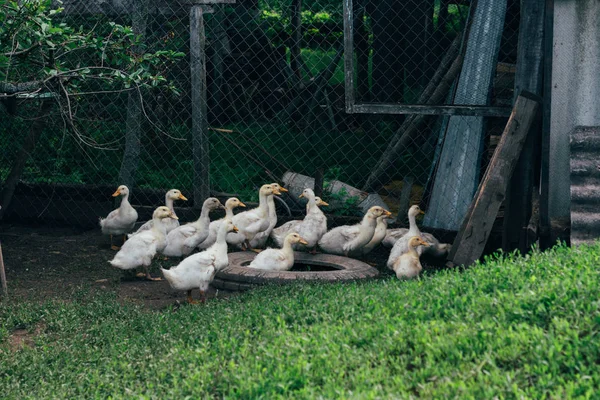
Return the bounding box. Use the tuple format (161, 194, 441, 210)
(1, 243, 600, 398)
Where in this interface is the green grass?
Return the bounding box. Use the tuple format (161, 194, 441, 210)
(2, 243, 600, 398)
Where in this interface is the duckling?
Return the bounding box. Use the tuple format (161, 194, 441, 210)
(361, 213, 391, 255)
(390, 236, 429, 279)
(385, 205, 450, 259)
(197, 197, 246, 250)
(248, 232, 308, 271)
(249, 183, 288, 249)
(318, 206, 391, 257)
(109, 206, 177, 281)
(271, 188, 328, 253)
(230, 184, 276, 250)
(99, 185, 138, 250)
(162, 197, 224, 258)
(131, 189, 187, 236)
(162, 219, 239, 303)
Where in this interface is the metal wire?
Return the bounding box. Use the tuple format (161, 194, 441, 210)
(0, 0, 521, 233)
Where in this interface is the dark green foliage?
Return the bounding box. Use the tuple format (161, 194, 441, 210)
(2, 243, 600, 397)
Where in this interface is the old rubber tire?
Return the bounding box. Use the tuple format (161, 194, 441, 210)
(212, 252, 379, 291)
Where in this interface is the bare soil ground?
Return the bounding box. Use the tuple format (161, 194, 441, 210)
(0, 223, 394, 310)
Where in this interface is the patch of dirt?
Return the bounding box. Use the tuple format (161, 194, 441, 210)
(0, 222, 443, 308)
(9, 322, 46, 352)
(0, 223, 237, 310)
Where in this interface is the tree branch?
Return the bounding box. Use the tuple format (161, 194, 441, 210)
(0, 80, 43, 94)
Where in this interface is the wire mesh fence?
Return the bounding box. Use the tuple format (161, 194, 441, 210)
(0, 0, 520, 234)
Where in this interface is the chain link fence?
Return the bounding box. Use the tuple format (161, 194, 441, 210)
(0, 0, 521, 235)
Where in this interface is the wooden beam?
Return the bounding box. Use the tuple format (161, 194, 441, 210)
(352, 103, 511, 117)
(190, 6, 210, 207)
(343, 0, 355, 113)
(397, 176, 414, 224)
(503, 0, 545, 253)
(448, 92, 540, 266)
(539, 0, 554, 250)
(0, 242, 6, 299)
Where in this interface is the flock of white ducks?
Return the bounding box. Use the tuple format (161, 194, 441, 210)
(102, 184, 450, 303)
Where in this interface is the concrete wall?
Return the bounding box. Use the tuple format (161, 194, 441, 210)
(550, 0, 600, 220)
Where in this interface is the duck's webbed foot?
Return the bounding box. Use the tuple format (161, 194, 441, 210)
(186, 290, 198, 304)
(144, 266, 163, 281)
(110, 235, 121, 251)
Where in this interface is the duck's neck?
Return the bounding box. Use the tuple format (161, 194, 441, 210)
(225, 205, 235, 219)
(407, 213, 420, 236)
(120, 193, 132, 209)
(355, 214, 377, 244)
(257, 191, 269, 216)
(282, 238, 295, 256)
(267, 195, 276, 218)
(151, 217, 167, 238)
(215, 224, 228, 248)
(165, 195, 174, 211)
(306, 196, 317, 214)
(374, 218, 388, 238)
(407, 244, 419, 258)
(197, 204, 211, 224)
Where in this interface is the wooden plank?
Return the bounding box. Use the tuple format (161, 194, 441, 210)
(290, 0, 303, 79)
(539, 0, 554, 250)
(352, 103, 511, 117)
(449, 92, 540, 266)
(0, 242, 7, 299)
(397, 176, 414, 224)
(57, 0, 234, 15)
(190, 6, 210, 208)
(343, 0, 355, 113)
(503, 0, 545, 253)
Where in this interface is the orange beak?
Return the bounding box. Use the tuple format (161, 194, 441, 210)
(111, 189, 120, 197)
(178, 193, 188, 201)
(232, 225, 239, 232)
(238, 202, 247, 207)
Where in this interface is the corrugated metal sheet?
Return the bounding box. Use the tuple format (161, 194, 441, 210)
(570, 126, 600, 246)
(424, 0, 508, 231)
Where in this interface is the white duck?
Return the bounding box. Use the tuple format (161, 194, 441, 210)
(272, 196, 328, 243)
(99, 185, 138, 250)
(361, 214, 391, 255)
(197, 197, 246, 250)
(109, 206, 177, 280)
(390, 236, 429, 279)
(162, 197, 224, 257)
(162, 219, 238, 303)
(318, 206, 391, 257)
(248, 232, 308, 271)
(384, 205, 450, 259)
(249, 183, 287, 249)
(229, 184, 277, 250)
(131, 189, 187, 236)
(271, 188, 328, 253)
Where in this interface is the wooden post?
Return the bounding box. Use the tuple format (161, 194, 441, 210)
(190, 5, 210, 207)
(539, 0, 554, 250)
(290, 0, 302, 79)
(449, 92, 540, 267)
(314, 168, 324, 198)
(118, 0, 148, 191)
(0, 242, 7, 298)
(503, 0, 545, 253)
(397, 176, 414, 224)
